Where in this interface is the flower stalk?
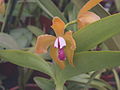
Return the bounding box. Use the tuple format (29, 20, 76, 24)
(1, 0, 11, 32)
(55, 83, 64, 90)
(65, 20, 77, 29)
(55, 85, 63, 90)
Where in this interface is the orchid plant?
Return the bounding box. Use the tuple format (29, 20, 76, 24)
(1, 0, 120, 90)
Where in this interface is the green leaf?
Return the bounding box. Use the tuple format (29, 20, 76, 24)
(112, 69, 120, 90)
(64, 2, 78, 31)
(0, 50, 53, 77)
(13, 2, 32, 17)
(34, 77, 55, 90)
(90, 79, 114, 90)
(73, 13, 120, 51)
(108, 35, 120, 50)
(34, 77, 67, 90)
(27, 25, 44, 36)
(69, 74, 90, 84)
(62, 51, 120, 80)
(67, 80, 111, 90)
(0, 33, 19, 49)
(115, 0, 120, 11)
(66, 81, 85, 90)
(69, 74, 114, 90)
(36, 0, 66, 22)
(18, 0, 36, 3)
(10, 28, 33, 48)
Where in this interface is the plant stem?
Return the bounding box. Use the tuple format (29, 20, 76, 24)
(18, 67, 33, 90)
(65, 20, 77, 29)
(15, 0, 25, 27)
(55, 84, 63, 90)
(24, 69, 33, 85)
(1, 0, 11, 32)
(59, 0, 63, 9)
(55, 80, 64, 90)
(18, 67, 25, 90)
(112, 68, 120, 90)
(84, 70, 102, 90)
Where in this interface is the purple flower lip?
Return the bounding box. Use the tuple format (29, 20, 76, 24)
(54, 37, 66, 61)
(58, 48, 66, 61)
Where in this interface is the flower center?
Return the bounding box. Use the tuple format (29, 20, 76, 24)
(54, 37, 66, 61)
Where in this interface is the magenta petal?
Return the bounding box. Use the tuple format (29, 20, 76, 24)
(58, 48, 66, 61)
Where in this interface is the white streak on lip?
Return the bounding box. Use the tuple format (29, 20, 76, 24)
(54, 37, 66, 49)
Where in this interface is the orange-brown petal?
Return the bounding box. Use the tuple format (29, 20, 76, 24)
(35, 35, 56, 54)
(64, 46, 75, 66)
(79, 0, 102, 14)
(77, 11, 100, 29)
(64, 31, 76, 50)
(63, 31, 76, 66)
(50, 45, 65, 69)
(51, 17, 65, 36)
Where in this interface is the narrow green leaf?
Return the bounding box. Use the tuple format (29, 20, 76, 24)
(90, 79, 114, 90)
(62, 51, 120, 80)
(36, 0, 66, 22)
(64, 2, 78, 31)
(115, 0, 120, 11)
(69, 75, 114, 90)
(112, 69, 120, 90)
(0, 33, 19, 49)
(69, 74, 90, 83)
(73, 13, 120, 51)
(34, 77, 55, 90)
(27, 25, 44, 36)
(34, 77, 67, 90)
(104, 38, 120, 50)
(66, 81, 85, 90)
(0, 50, 53, 77)
(18, 0, 36, 3)
(108, 35, 120, 50)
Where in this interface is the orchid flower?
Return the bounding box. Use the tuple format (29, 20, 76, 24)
(0, 0, 5, 14)
(35, 17, 76, 69)
(77, 0, 102, 29)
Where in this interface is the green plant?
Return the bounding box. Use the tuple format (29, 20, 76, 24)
(0, 0, 120, 90)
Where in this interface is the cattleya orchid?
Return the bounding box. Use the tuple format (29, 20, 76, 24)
(77, 0, 102, 29)
(35, 17, 76, 69)
(0, 0, 5, 14)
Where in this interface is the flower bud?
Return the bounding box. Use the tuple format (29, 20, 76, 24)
(77, 11, 100, 29)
